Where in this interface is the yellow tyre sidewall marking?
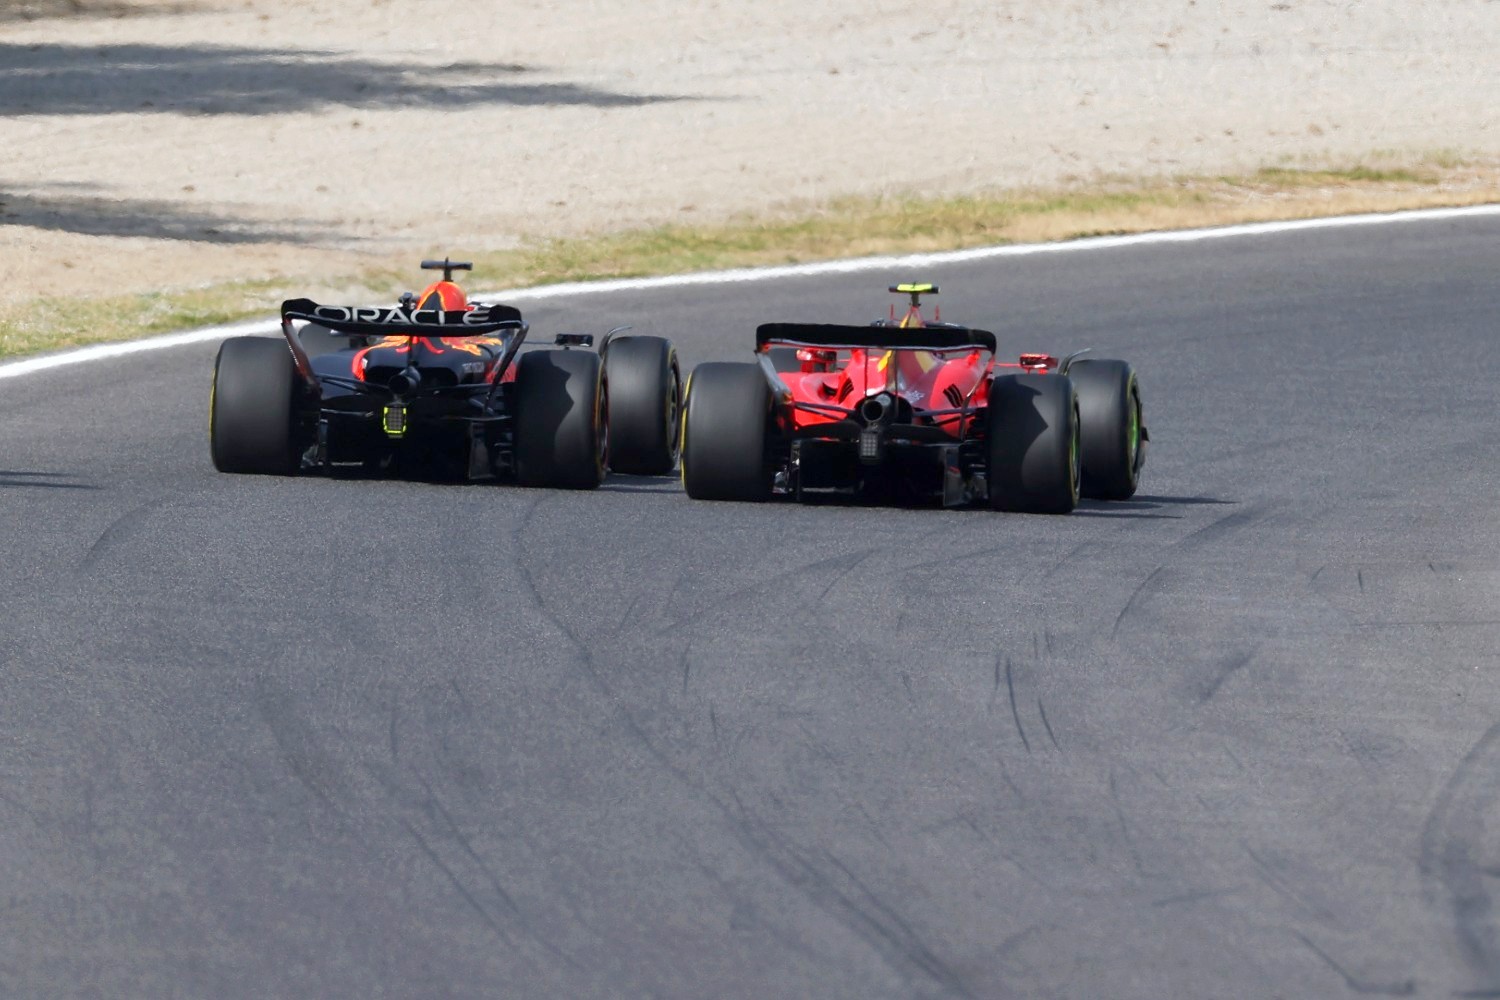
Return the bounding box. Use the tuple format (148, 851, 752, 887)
(678, 370, 694, 486)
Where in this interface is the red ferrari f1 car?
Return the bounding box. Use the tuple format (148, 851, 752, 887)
(210, 259, 680, 486)
(681, 283, 1145, 513)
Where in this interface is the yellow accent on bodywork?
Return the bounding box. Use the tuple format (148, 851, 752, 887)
(678, 370, 693, 486)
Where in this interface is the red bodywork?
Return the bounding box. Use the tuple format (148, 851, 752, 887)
(764, 292, 1060, 439)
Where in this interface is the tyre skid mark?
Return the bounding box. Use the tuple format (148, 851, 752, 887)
(665, 546, 881, 632)
(401, 817, 518, 949)
(511, 497, 974, 997)
(1173, 500, 1274, 554)
(1293, 930, 1415, 997)
(1421, 721, 1500, 994)
(395, 767, 577, 968)
(1196, 643, 1261, 704)
(1042, 540, 1097, 581)
(824, 849, 974, 998)
(1108, 768, 1155, 880)
(253, 673, 348, 817)
(1150, 885, 1246, 908)
(1241, 841, 1338, 924)
(1004, 657, 1030, 754)
(1110, 501, 1278, 642)
(922, 809, 1045, 889)
(611, 589, 649, 637)
(78, 495, 171, 570)
(720, 788, 975, 999)
(687, 856, 830, 967)
(994, 921, 1050, 973)
(1036, 699, 1060, 751)
(997, 756, 1025, 803)
(1111, 565, 1168, 639)
(418, 774, 575, 963)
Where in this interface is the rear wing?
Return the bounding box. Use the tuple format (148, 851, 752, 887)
(281, 298, 524, 337)
(278, 298, 527, 389)
(756, 322, 996, 354)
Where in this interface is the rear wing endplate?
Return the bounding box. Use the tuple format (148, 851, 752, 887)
(756, 322, 995, 354)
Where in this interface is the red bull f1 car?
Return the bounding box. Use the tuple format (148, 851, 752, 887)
(210, 259, 680, 486)
(681, 283, 1146, 513)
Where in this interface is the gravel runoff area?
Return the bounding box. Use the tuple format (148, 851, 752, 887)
(0, 0, 1496, 307)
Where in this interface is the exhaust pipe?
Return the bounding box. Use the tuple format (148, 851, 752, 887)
(859, 392, 893, 426)
(389, 366, 421, 395)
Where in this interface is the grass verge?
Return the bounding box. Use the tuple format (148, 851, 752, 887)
(2, 154, 1497, 359)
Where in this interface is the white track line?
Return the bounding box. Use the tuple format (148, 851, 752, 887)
(4, 203, 1498, 382)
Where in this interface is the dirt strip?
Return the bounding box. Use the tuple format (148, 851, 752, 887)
(0, 0, 1495, 309)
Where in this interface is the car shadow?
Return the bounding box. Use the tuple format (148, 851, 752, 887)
(1128, 494, 1237, 506)
(0, 469, 99, 490)
(1071, 494, 1232, 518)
(764, 489, 1234, 517)
(598, 474, 680, 495)
(1070, 508, 1184, 520)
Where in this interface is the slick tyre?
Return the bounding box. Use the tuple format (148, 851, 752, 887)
(210, 336, 300, 475)
(1070, 359, 1143, 500)
(986, 374, 1080, 514)
(681, 362, 773, 502)
(514, 349, 607, 490)
(604, 336, 681, 475)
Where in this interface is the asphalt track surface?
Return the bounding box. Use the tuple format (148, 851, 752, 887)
(2, 217, 1499, 998)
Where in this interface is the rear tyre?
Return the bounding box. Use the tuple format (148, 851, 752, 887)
(681, 362, 772, 501)
(1070, 359, 1143, 500)
(210, 336, 300, 475)
(514, 349, 606, 489)
(604, 336, 681, 475)
(986, 374, 1079, 514)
